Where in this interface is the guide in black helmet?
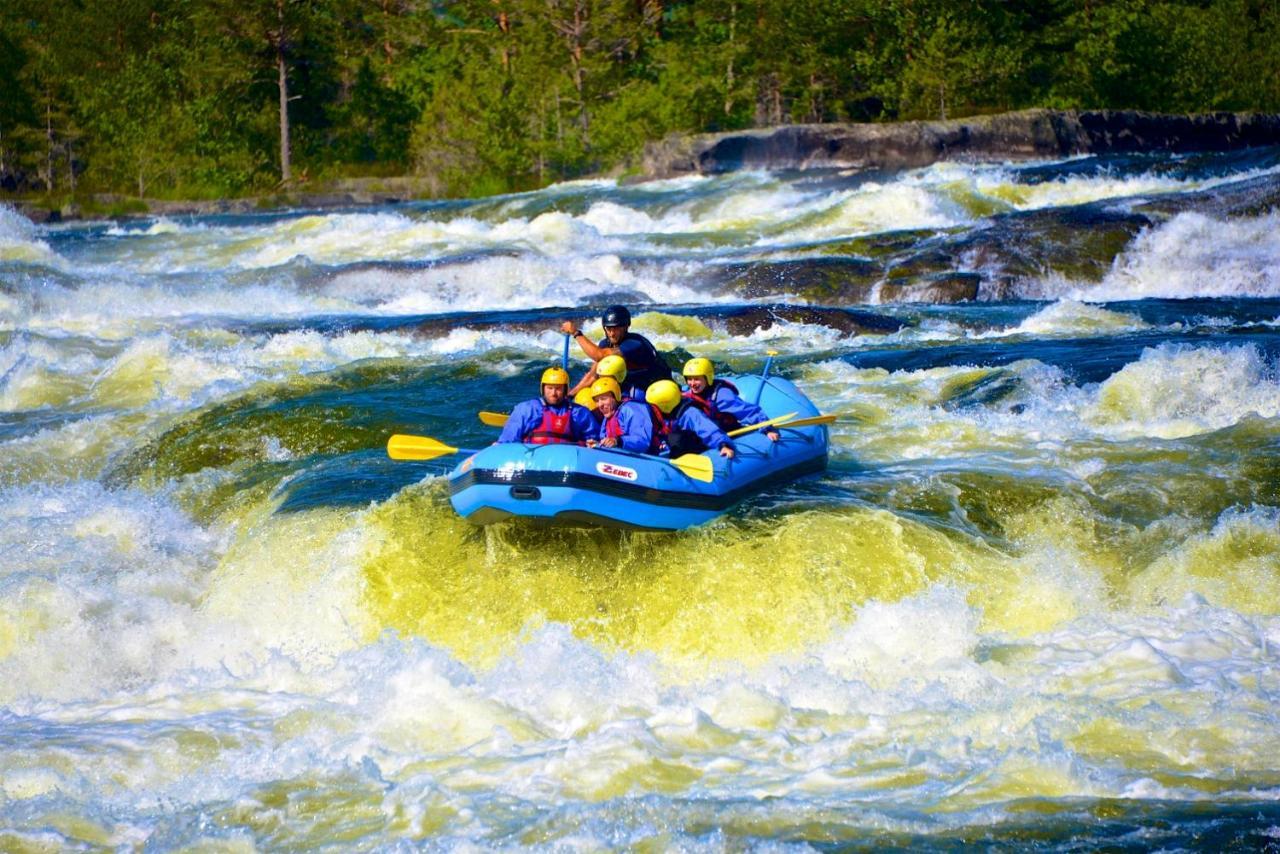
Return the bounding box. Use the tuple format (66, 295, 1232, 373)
(560, 305, 670, 397)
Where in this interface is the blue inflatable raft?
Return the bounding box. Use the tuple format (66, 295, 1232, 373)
(447, 375, 828, 530)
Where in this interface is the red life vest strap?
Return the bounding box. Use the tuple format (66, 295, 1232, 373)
(527, 404, 576, 444)
(682, 380, 741, 430)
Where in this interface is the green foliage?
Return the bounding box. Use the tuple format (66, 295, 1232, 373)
(1, 0, 1279, 200)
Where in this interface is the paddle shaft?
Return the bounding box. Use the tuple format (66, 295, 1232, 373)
(753, 349, 779, 405)
(727, 411, 797, 438)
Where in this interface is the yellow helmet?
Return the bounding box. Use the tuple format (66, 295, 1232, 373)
(540, 367, 570, 387)
(590, 376, 621, 401)
(573, 387, 597, 410)
(596, 354, 627, 382)
(682, 357, 715, 383)
(645, 379, 683, 414)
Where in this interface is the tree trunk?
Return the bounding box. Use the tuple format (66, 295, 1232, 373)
(571, 1, 590, 144)
(724, 2, 736, 117)
(277, 0, 292, 184)
(45, 99, 55, 192)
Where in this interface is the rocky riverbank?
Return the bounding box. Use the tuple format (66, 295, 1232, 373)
(6, 176, 439, 224)
(641, 109, 1280, 177)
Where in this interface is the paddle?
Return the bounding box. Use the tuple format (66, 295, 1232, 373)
(726, 411, 798, 438)
(776, 414, 837, 430)
(668, 453, 714, 483)
(386, 434, 479, 461)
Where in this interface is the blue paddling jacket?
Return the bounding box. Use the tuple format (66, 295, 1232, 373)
(498, 399, 596, 445)
(683, 379, 769, 431)
(659, 400, 734, 453)
(595, 399, 657, 453)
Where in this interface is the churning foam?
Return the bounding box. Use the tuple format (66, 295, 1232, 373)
(1084, 211, 1280, 300)
(0, 206, 61, 267)
(1085, 343, 1280, 438)
(980, 299, 1150, 338)
(798, 342, 1278, 483)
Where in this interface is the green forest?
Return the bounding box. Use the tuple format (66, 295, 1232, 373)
(3, 0, 1279, 203)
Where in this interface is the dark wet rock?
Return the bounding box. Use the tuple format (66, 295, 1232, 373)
(957, 206, 1154, 299)
(718, 304, 906, 336)
(643, 109, 1280, 178)
(941, 369, 1022, 411)
(810, 230, 937, 260)
(13, 203, 60, 224)
(878, 272, 981, 304)
(1135, 169, 1280, 219)
(705, 257, 882, 303)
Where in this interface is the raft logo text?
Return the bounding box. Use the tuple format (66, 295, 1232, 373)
(596, 461, 638, 481)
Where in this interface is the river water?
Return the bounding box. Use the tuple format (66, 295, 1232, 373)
(2, 152, 1280, 849)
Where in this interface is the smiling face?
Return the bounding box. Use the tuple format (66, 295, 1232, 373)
(542, 383, 567, 405)
(604, 325, 627, 346)
(594, 392, 619, 417)
(685, 375, 709, 394)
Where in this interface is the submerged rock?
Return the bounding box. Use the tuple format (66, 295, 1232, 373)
(705, 257, 883, 303)
(718, 304, 906, 336)
(877, 273, 981, 303)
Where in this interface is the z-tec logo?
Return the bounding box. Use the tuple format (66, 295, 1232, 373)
(595, 461, 638, 481)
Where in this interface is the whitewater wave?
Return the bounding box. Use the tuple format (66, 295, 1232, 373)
(802, 342, 1279, 462)
(1083, 211, 1280, 300)
(0, 206, 61, 268)
(1084, 343, 1280, 438)
(978, 299, 1150, 338)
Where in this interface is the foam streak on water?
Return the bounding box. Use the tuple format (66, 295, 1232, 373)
(2, 149, 1280, 849)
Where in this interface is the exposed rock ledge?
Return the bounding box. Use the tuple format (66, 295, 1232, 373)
(641, 109, 1280, 178)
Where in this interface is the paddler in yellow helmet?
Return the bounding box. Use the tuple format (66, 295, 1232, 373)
(585, 376, 658, 453)
(572, 352, 634, 416)
(646, 379, 735, 459)
(497, 366, 596, 445)
(682, 357, 780, 441)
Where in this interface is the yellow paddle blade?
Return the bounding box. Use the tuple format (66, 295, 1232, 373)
(478, 411, 509, 427)
(727, 411, 798, 438)
(670, 453, 714, 483)
(387, 433, 462, 461)
(777, 414, 837, 430)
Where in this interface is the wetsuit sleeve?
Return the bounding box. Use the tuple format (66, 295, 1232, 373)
(713, 385, 770, 426)
(681, 407, 734, 450)
(497, 400, 537, 443)
(617, 404, 654, 453)
(570, 403, 598, 442)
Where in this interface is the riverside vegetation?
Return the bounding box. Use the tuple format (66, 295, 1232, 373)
(3, 0, 1280, 210)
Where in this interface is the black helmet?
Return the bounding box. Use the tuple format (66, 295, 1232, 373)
(602, 305, 631, 328)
